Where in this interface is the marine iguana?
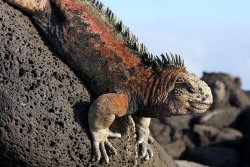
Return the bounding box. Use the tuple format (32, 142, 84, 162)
(4, 0, 213, 163)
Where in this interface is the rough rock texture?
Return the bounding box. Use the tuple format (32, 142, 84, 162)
(245, 91, 250, 98)
(193, 124, 242, 148)
(236, 107, 250, 167)
(150, 116, 193, 158)
(175, 160, 209, 167)
(0, 2, 176, 167)
(198, 107, 241, 129)
(202, 72, 250, 109)
(185, 147, 239, 167)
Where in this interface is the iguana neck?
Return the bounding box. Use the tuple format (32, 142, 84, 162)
(131, 68, 187, 117)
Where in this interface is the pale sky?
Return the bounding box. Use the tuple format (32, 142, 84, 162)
(101, 0, 250, 90)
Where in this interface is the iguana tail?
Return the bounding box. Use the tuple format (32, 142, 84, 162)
(4, 0, 47, 14)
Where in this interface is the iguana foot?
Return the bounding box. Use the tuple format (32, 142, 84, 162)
(136, 123, 154, 161)
(91, 128, 121, 163)
(133, 116, 154, 161)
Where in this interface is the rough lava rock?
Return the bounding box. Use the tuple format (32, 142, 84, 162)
(150, 116, 193, 158)
(245, 91, 250, 98)
(236, 107, 250, 167)
(185, 146, 239, 167)
(198, 107, 241, 129)
(0, 2, 176, 167)
(175, 160, 209, 167)
(202, 72, 250, 109)
(193, 124, 243, 148)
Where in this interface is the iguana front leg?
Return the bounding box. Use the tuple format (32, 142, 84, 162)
(133, 116, 154, 161)
(88, 93, 128, 163)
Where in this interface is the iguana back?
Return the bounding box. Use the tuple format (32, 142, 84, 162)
(34, 0, 153, 95)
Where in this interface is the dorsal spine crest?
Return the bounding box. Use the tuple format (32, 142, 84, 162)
(88, 0, 186, 70)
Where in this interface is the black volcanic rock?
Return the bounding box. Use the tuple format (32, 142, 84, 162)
(150, 116, 193, 158)
(202, 72, 250, 109)
(175, 160, 209, 167)
(198, 107, 241, 129)
(185, 147, 240, 167)
(236, 107, 250, 167)
(193, 124, 243, 148)
(245, 91, 250, 99)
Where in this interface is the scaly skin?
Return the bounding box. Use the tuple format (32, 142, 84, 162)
(4, 0, 213, 163)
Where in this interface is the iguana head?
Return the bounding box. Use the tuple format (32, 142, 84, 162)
(165, 73, 213, 116)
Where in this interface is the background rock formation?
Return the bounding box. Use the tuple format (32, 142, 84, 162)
(201, 72, 250, 109)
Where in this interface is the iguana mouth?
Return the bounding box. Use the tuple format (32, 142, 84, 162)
(189, 102, 211, 113)
(197, 102, 212, 106)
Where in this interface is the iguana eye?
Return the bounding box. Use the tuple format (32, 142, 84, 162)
(187, 86, 195, 93)
(176, 77, 184, 83)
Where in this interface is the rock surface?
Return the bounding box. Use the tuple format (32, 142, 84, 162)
(198, 107, 241, 129)
(236, 107, 250, 167)
(185, 147, 239, 167)
(0, 2, 176, 167)
(150, 115, 193, 159)
(245, 91, 250, 98)
(201, 72, 250, 109)
(193, 124, 242, 147)
(175, 160, 209, 167)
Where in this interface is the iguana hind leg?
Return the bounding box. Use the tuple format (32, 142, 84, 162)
(4, 0, 47, 14)
(88, 93, 128, 163)
(133, 116, 154, 161)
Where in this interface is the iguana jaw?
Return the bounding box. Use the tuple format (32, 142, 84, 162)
(188, 101, 212, 113)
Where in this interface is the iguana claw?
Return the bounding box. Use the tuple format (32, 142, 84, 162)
(91, 129, 121, 163)
(136, 124, 154, 161)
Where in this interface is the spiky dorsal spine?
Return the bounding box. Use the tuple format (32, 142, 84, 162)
(88, 0, 186, 70)
(142, 53, 185, 70)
